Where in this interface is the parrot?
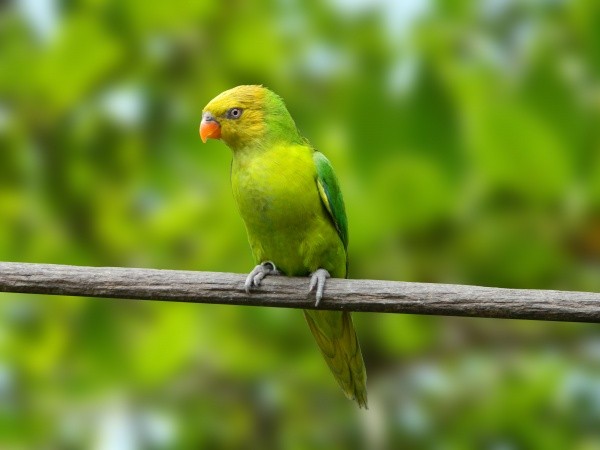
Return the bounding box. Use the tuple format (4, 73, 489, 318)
(199, 85, 367, 408)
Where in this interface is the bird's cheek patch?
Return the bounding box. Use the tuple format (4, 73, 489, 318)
(200, 120, 222, 143)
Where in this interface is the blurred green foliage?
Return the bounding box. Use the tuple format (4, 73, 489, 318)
(1, 0, 600, 448)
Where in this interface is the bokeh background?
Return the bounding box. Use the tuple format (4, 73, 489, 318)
(2, 0, 600, 448)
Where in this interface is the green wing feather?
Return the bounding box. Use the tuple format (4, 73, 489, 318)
(313, 151, 348, 251)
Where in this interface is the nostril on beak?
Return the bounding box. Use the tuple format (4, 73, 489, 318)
(203, 112, 217, 123)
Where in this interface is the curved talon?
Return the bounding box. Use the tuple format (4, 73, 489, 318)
(244, 261, 278, 293)
(309, 268, 330, 307)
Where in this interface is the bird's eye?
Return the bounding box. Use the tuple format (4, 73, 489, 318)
(226, 108, 243, 119)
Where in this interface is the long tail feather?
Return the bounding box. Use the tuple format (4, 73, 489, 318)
(303, 309, 368, 408)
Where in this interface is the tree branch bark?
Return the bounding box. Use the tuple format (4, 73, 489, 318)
(0, 262, 599, 323)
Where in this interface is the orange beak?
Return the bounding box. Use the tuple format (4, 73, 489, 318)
(199, 112, 221, 143)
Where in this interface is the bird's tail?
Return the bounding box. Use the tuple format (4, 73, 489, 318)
(303, 309, 368, 408)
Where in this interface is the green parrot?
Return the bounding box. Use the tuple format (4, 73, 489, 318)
(200, 85, 367, 408)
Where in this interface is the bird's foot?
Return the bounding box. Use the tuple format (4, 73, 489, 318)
(309, 268, 330, 307)
(244, 261, 279, 293)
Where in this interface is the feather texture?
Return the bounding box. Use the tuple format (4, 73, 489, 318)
(202, 85, 368, 407)
(304, 309, 368, 408)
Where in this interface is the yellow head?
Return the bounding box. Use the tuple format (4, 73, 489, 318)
(200, 85, 302, 152)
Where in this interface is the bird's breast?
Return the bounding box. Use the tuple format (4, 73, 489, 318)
(230, 145, 338, 275)
(231, 145, 319, 232)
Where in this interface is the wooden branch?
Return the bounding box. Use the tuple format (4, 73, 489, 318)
(0, 262, 599, 323)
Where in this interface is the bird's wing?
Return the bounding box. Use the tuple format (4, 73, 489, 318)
(313, 151, 348, 250)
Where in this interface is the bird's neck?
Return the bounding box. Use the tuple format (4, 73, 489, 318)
(230, 123, 305, 156)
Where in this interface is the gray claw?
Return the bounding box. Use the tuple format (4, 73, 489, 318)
(244, 261, 278, 293)
(309, 268, 330, 307)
